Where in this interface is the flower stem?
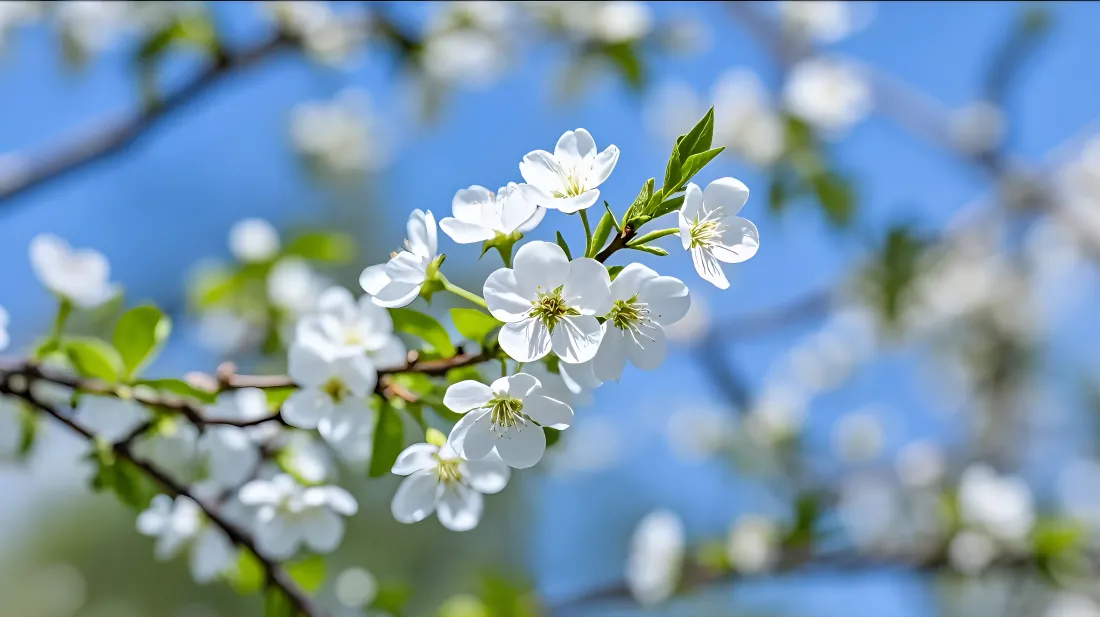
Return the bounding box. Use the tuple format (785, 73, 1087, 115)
(579, 209, 592, 258)
(439, 275, 488, 309)
(37, 298, 72, 358)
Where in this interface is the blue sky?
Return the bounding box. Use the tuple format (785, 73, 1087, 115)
(1, 2, 1099, 615)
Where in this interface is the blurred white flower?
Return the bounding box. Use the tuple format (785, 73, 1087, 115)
(583, 1, 653, 43)
(948, 529, 997, 575)
(831, 410, 884, 463)
(228, 218, 280, 263)
(134, 419, 199, 478)
(545, 415, 622, 477)
(1045, 593, 1100, 617)
(360, 209, 437, 308)
(625, 509, 684, 607)
(238, 474, 358, 558)
(895, 440, 945, 487)
(745, 386, 807, 444)
(783, 57, 871, 135)
(778, 1, 860, 44)
(726, 514, 779, 574)
(662, 291, 711, 344)
(276, 431, 335, 484)
(197, 310, 259, 356)
(289, 88, 389, 175)
(75, 395, 146, 442)
(390, 439, 509, 531)
(838, 474, 901, 549)
(56, 1, 132, 53)
(30, 234, 119, 308)
(281, 339, 376, 448)
(296, 286, 406, 370)
(958, 464, 1035, 543)
(643, 80, 705, 147)
(268, 257, 330, 315)
(265, 1, 364, 65)
(667, 404, 736, 462)
(0, 2, 39, 50)
(0, 305, 8, 351)
(949, 100, 1005, 156)
(136, 495, 235, 584)
(712, 69, 786, 166)
(334, 567, 378, 609)
(422, 30, 507, 88)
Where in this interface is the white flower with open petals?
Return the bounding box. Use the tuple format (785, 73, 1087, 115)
(520, 129, 619, 213)
(281, 340, 376, 448)
(360, 209, 437, 308)
(30, 234, 119, 308)
(484, 241, 612, 363)
(228, 218, 280, 263)
(626, 509, 685, 606)
(679, 178, 759, 289)
(390, 439, 509, 531)
(593, 264, 690, 381)
(238, 474, 358, 559)
(783, 57, 871, 135)
(445, 373, 573, 469)
(136, 495, 235, 584)
(297, 286, 407, 370)
(440, 183, 545, 244)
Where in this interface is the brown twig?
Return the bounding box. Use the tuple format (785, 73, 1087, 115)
(594, 225, 637, 263)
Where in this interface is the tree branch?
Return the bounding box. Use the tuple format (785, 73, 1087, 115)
(0, 375, 325, 617)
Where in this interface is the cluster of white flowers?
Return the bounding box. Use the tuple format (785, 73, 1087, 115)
(525, 1, 654, 45)
(289, 88, 390, 176)
(783, 57, 872, 136)
(948, 464, 1035, 574)
(421, 1, 513, 89)
(264, 1, 366, 66)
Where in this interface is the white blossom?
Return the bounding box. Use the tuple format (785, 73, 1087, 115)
(276, 431, 335, 484)
(712, 69, 786, 166)
(957, 464, 1035, 543)
(562, 1, 653, 43)
(265, 1, 364, 65)
(949, 100, 1005, 156)
(948, 529, 998, 575)
(56, 1, 132, 54)
(895, 440, 945, 487)
(678, 178, 759, 289)
(726, 514, 779, 574)
(390, 439, 509, 531)
(625, 509, 684, 607)
(520, 129, 619, 213)
(439, 183, 545, 244)
(484, 241, 612, 363)
(1045, 593, 1100, 617)
(228, 218, 280, 263)
(831, 410, 884, 463)
(422, 30, 507, 88)
(30, 234, 119, 308)
(445, 373, 573, 469)
(778, 1, 858, 44)
(592, 263, 690, 381)
(289, 88, 389, 174)
(334, 567, 378, 609)
(268, 257, 331, 316)
(281, 339, 376, 448)
(360, 209, 438, 308)
(134, 419, 199, 478)
(296, 286, 406, 370)
(783, 57, 871, 135)
(197, 310, 259, 356)
(0, 2, 38, 51)
(136, 495, 235, 584)
(0, 305, 8, 351)
(238, 474, 358, 559)
(74, 395, 147, 442)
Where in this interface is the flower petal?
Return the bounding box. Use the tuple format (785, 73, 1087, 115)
(484, 267, 533, 322)
(451, 185, 495, 224)
(461, 454, 510, 494)
(626, 321, 667, 371)
(238, 479, 282, 506)
(711, 216, 760, 264)
(287, 342, 332, 387)
(333, 354, 377, 397)
(455, 410, 496, 461)
(586, 144, 620, 188)
(406, 209, 437, 259)
(516, 205, 547, 234)
(437, 484, 484, 531)
(448, 408, 489, 458)
(553, 190, 601, 214)
(523, 394, 573, 430)
(679, 183, 704, 249)
(304, 486, 359, 515)
(392, 443, 439, 475)
(317, 286, 357, 322)
(440, 217, 495, 244)
(303, 507, 345, 553)
(551, 315, 604, 363)
(281, 388, 331, 430)
(255, 517, 299, 560)
(359, 264, 390, 296)
(371, 281, 421, 308)
(190, 528, 235, 583)
(391, 470, 440, 523)
(369, 336, 408, 370)
(513, 241, 569, 296)
(519, 150, 566, 195)
(444, 380, 494, 413)
(498, 183, 539, 233)
(593, 326, 629, 382)
(499, 319, 552, 362)
(610, 263, 658, 301)
(555, 128, 597, 164)
(641, 275, 691, 325)
(384, 252, 427, 284)
(691, 247, 729, 289)
(563, 257, 613, 315)
(495, 425, 546, 469)
(493, 372, 540, 398)
(703, 177, 750, 214)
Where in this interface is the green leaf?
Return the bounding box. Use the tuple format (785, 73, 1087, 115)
(113, 305, 172, 380)
(676, 107, 715, 160)
(648, 195, 686, 220)
(588, 205, 616, 258)
(65, 338, 124, 383)
(390, 308, 457, 357)
(286, 555, 326, 593)
(601, 41, 644, 90)
(544, 427, 561, 448)
(87, 444, 158, 509)
(450, 308, 502, 343)
(263, 588, 295, 617)
(137, 13, 218, 65)
(371, 581, 411, 615)
(136, 378, 217, 404)
(229, 550, 265, 595)
(17, 404, 37, 458)
(625, 228, 678, 248)
(554, 231, 572, 260)
(662, 141, 682, 196)
(264, 386, 296, 410)
(786, 493, 821, 548)
(369, 403, 405, 477)
(625, 244, 669, 257)
(812, 171, 855, 226)
(1032, 518, 1085, 558)
(624, 178, 654, 223)
(679, 147, 725, 187)
(607, 265, 625, 281)
(283, 231, 355, 264)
